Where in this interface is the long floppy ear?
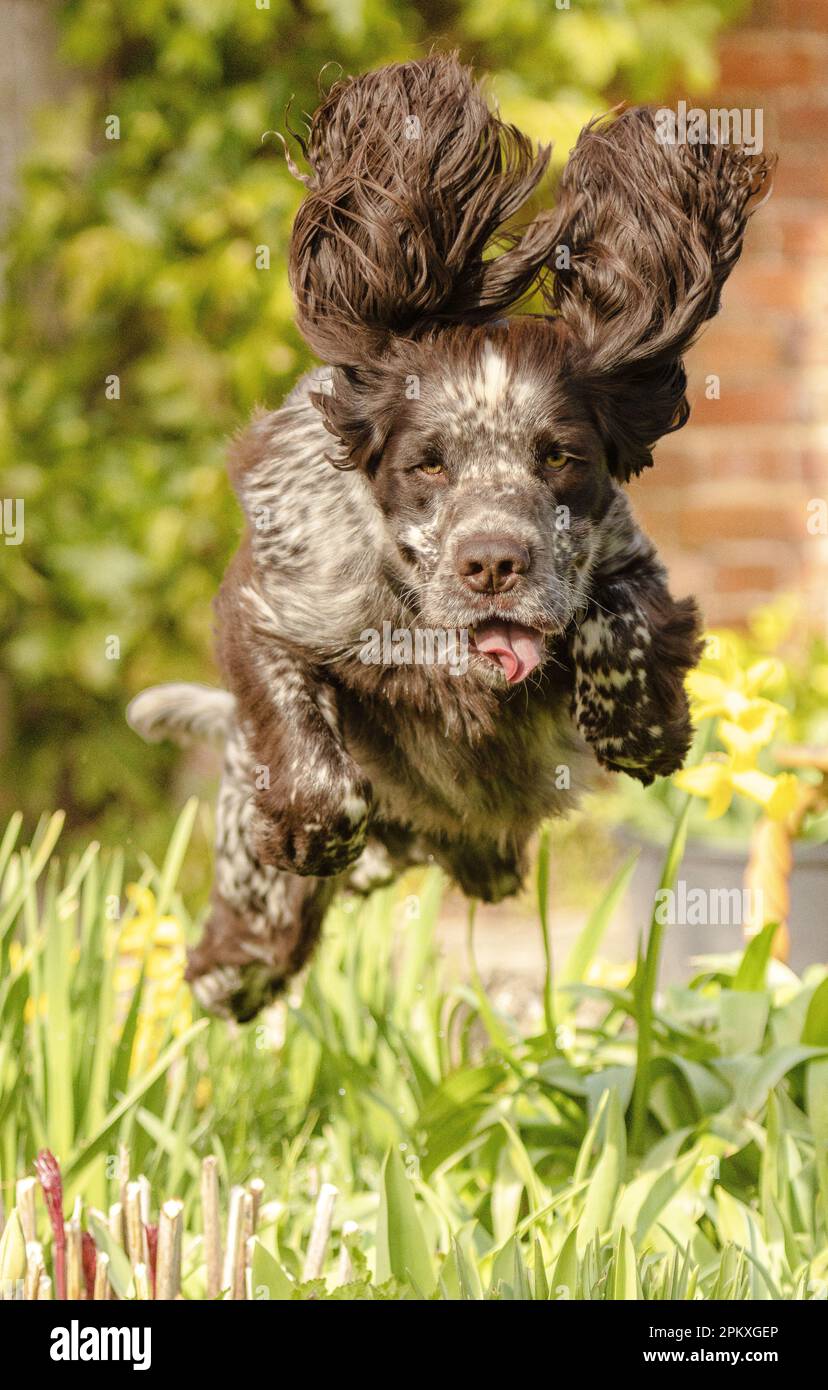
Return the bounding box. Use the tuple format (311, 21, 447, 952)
(289, 52, 556, 368)
(549, 107, 773, 480)
(286, 52, 561, 467)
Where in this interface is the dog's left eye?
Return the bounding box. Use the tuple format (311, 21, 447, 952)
(543, 450, 569, 470)
(417, 460, 445, 476)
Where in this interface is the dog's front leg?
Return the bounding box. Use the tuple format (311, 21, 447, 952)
(249, 662, 372, 876)
(220, 607, 373, 875)
(571, 499, 703, 785)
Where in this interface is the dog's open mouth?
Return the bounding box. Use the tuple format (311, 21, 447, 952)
(471, 621, 545, 684)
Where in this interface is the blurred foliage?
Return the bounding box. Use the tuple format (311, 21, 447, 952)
(1, 0, 749, 857)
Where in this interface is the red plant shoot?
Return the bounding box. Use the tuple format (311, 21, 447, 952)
(34, 1149, 66, 1300)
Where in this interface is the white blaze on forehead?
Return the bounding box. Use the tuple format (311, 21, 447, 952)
(434, 340, 538, 427)
(481, 340, 510, 407)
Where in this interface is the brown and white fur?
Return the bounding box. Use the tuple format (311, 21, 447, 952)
(128, 54, 771, 1021)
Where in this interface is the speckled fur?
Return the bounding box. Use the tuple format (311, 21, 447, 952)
(127, 53, 771, 1019)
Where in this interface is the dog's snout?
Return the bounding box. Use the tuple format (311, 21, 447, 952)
(455, 532, 530, 594)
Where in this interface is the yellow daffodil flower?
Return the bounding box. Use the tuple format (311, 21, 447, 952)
(676, 622, 802, 822)
(194, 1076, 212, 1110)
(747, 596, 799, 653)
(675, 756, 799, 822)
(117, 884, 191, 1074)
(585, 958, 636, 990)
(685, 663, 787, 729)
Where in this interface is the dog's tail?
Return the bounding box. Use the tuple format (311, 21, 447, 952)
(126, 683, 236, 747)
(287, 51, 557, 365)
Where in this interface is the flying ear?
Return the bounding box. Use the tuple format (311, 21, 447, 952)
(549, 107, 773, 480)
(287, 53, 558, 370)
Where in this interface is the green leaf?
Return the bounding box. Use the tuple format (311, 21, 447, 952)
(536, 823, 555, 1039)
(155, 797, 198, 917)
(88, 1215, 135, 1301)
(490, 1234, 531, 1300)
(803, 977, 828, 1046)
(732, 921, 777, 991)
(806, 1056, 828, 1216)
(630, 796, 692, 1151)
(719, 991, 770, 1056)
(734, 1044, 828, 1115)
(807, 1057, 828, 1150)
(551, 1225, 579, 1301)
(577, 1087, 625, 1253)
(250, 1239, 296, 1301)
(533, 1238, 549, 1301)
(375, 1148, 435, 1294)
(611, 1228, 640, 1299)
(634, 1150, 699, 1247)
(453, 1225, 484, 1301)
(63, 1019, 209, 1181)
(559, 851, 638, 999)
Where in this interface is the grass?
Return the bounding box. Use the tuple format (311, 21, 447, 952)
(1, 801, 828, 1299)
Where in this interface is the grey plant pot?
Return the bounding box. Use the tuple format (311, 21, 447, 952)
(620, 832, 828, 983)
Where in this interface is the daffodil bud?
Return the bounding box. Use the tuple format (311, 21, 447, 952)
(0, 1210, 26, 1293)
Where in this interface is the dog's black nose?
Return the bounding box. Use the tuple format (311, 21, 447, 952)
(455, 533, 530, 594)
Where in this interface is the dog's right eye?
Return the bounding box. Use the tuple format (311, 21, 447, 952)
(417, 460, 445, 476)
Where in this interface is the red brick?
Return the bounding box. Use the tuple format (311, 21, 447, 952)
(778, 98, 828, 141)
(772, 153, 828, 199)
(704, 589, 796, 626)
(764, 0, 828, 32)
(764, 203, 828, 258)
(743, 216, 785, 257)
(687, 320, 785, 371)
(689, 379, 805, 426)
(667, 443, 803, 483)
(715, 562, 787, 592)
(802, 448, 828, 486)
(615, 9, 828, 621)
(715, 259, 810, 313)
(718, 33, 828, 89)
(678, 498, 806, 547)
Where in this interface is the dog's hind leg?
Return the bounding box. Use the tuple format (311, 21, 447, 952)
(127, 684, 337, 1021)
(186, 719, 338, 1021)
(128, 682, 396, 1021)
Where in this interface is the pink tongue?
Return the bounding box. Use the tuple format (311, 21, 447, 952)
(473, 621, 544, 684)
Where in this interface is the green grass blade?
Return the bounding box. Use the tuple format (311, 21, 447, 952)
(559, 850, 639, 999)
(375, 1146, 435, 1294)
(536, 823, 555, 1042)
(63, 1018, 208, 1183)
(630, 796, 691, 1152)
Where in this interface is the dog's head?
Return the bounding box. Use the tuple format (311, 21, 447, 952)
(329, 320, 618, 684)
(287, 53, 771, 685)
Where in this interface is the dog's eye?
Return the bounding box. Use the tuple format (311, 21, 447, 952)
(543, 450, 569, 470)
(418, 460, 445, 476)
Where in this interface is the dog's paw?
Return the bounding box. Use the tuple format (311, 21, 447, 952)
(571, 599, 698, 785)
(588, 739, 689, 786)
(187, 960, 283, 1022)
(573, 661, 692, 785)
(251, 769, 373, 877)
(441, 842, 525, 903)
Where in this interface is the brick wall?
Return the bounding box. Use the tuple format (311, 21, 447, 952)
(628, 0, 828, 628)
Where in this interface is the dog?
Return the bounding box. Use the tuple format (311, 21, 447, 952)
(128, 53, 771, 1021)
